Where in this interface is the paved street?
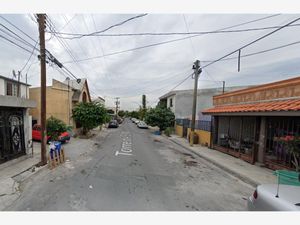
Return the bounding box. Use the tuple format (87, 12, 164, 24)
(5, 119, 253, 211)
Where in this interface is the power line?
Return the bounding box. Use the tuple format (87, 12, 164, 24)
(202, 40, 300, 62)
(0, 33, 36, 54)
(20, 40, 39, 72)
(201, 17, 300, 70)
(0, 15, 36, 43)
(52, 14, 282, 38)
(62, 14, 284, 64)
(50, 14, 148, 39)
(52, 23, 300, 38)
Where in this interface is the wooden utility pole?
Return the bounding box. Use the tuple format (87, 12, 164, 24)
(222, 81, 225, 94)
(37, 14, 47, 165)
(190, 60, 202, 146)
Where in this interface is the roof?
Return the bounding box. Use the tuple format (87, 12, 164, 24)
(203, 98, 300, 114)
(213, 76, 300, 99)
(63, 78, 87, 91)
(0, 75, 30, 86)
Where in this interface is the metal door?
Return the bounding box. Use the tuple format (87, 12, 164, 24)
(0, 107, 25, 163)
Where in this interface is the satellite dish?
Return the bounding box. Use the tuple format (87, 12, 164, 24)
(76, 79, 81, 84)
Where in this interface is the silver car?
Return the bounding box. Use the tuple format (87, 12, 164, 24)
(247, 184, 300, 211)
(137, 121, 148, 129)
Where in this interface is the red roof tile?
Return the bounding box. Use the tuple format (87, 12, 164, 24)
(203, 99, 300, 114)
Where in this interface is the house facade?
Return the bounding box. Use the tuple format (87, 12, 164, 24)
(203, 76, 300, 171)
(29, 78, 91, 129)
(159, 86, 251, 146)
(0, 75, 36, 163)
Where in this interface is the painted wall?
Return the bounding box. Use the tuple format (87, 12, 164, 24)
(187, 127, 211, 146)
(0, 78, 29, 98)
(175, 124, 183, 137)
(29, 86, 72, 126)
(213, 77, 300, 106)
(0, 79, 4, 95)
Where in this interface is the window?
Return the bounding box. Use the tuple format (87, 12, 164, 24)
(169, 98, 173, 107)
(6, 82, 18, 96)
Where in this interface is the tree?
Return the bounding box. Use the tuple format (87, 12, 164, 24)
(72, 102, 108, 135)
(46, 116, 67, 141)
(118, 110, 125, 118)
(106, 109, 115, 114)
(139, 94, 147, 120)
(145, 105, 175, 131)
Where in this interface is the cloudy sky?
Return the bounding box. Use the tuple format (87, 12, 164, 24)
(1, 13, 300, 110)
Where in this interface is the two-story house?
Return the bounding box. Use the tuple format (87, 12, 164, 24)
(0, 75, 36, 164)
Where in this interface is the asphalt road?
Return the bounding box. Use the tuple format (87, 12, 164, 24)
(6, 118, 253, 211)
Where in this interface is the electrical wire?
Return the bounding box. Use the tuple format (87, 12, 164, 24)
(51, 14, 148, 39)
(201, 16, 300, 70)
(20, 40, 39, 72)
(52, 14, 282, 38)
(61, 14, 285, 64)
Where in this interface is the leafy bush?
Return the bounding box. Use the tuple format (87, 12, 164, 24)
(72, 102, 108, 135)
(145, 105, 175, 131)
(164, 127, 174, 137)
(46, 116, 67, 141)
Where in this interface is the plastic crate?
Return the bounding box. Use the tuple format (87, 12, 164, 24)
(274, 170, 300, 186)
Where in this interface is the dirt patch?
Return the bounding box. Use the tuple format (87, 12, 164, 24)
(153, 139, 162, 143)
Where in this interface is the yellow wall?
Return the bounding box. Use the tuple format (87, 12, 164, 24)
(175, 124, 183, 137)
(187, 127, 211, 147)
(29, 86, 73, 126)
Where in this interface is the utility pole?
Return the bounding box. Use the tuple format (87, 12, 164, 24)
(115, 97, 120, 116)
(37, 14, 47, 166)
(190, 60, 202, 146)
(222, 81, 225, 94)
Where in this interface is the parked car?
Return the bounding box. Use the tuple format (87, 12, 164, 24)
(131, 118, 137, 123)
(32, 124, 70, 143)
(108, 120, 119, 128)
(247, 184, 300, 211)
(137, 121, 148, 129)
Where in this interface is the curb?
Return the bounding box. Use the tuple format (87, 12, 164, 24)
(168, 137, 258, 188)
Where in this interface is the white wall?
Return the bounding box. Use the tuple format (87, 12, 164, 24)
(0, 79, 5, 95)
(0, 78, 29, 98)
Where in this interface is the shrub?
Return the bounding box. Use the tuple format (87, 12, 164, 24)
(46, 116, 67, 141)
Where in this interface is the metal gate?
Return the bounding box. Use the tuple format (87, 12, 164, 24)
(0, 107, 25, 163)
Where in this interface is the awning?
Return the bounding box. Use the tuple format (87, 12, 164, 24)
(203, 99, 300, 114)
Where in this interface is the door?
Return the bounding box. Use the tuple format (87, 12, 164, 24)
(182, 119, 189, 138)
(0, 107, 25, 163)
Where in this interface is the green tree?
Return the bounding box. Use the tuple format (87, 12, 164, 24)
(46, 116, 67, 141)
(145, 105, 175, 131)
(72, 102, 108, 135)
(118, 110, 125, 118)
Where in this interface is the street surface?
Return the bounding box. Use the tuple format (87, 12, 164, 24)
(6, 119, 253, 211)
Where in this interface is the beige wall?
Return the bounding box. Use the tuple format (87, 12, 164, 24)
(29, 86, 73, 126)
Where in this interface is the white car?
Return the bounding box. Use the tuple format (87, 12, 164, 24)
(247, 184, 300, 211)
(137, 121, 148, 129)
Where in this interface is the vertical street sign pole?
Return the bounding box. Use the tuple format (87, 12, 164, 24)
(37, 14, 47, 165)
(190, 60, 201, 146)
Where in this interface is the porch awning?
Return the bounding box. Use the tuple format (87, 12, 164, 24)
(202, 98, 300, 114)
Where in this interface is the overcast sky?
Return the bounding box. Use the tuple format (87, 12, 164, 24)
(1, 13, 300, 110)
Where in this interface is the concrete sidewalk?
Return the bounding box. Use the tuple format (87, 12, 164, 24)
(0, 142, 42, 210)
(167, 134, 277, 187)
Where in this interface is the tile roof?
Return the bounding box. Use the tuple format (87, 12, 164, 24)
(203, 98, 300, 114)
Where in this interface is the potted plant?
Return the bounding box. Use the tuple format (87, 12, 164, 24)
(281, 135, 300, 172)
